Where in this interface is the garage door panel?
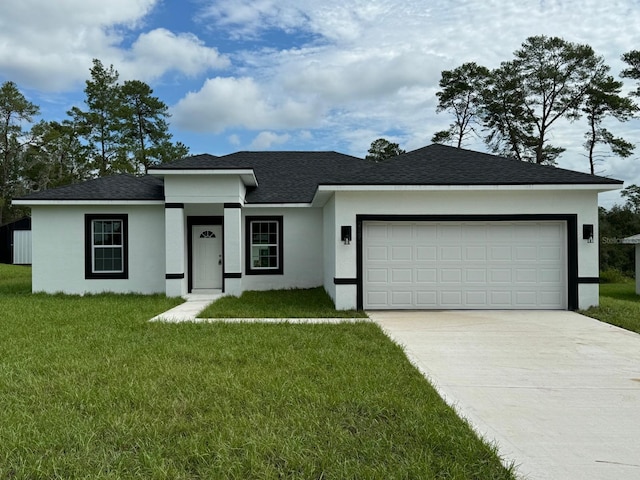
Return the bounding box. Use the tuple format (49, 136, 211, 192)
(391, 291, 413, 306)
(462, 224, 488, 242)
(416, 246, 436, 261)
(516, 268, 537, 283)
(363, 221, 566, 310)
(439, 225, 461, 241)
(540, 268, 562, 283)
(465, 269, 486, 283)
(441, 246, 462, 260)
(366, 291, 389, 307)
(367, 268, 388, 283)
(366, 246, 387, 261)
(540, 246, 562, 261)
(416, 269, 437, 282)
(391, 268, 412, 283)
(515, 291, 537, 306)
(441, 269, 462, 283)
(367, 224, 388, 238)
(441, 291, 463, 306)
(466, 246, 487, 261)
(491, 291, 513, 305)
(490, 245, 513, 261)
(391, 245, 412, 261)
(416, 290, 437, 306)
(540, 291, 562, 306)
(391, 225, 412, 239)
(465, 291, 488, 305)
(515, 246, 537, 260)
(415, 225, 437, 241)
(490, 269, 512, 283)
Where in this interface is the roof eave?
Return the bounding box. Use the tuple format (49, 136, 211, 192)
(12, 199, 164, 206)
(150, 168, 258, 187)
(316, 183, 623, 193)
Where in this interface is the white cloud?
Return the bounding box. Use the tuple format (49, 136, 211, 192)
(0, 0, 157, 90)
(0, 0, 227, 91)
(249, 131, 291, 149)
(200, 0, 308, 39)
(172, 76, 322, 132)
(121, 29, 229, 81)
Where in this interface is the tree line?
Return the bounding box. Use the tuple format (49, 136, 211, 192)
(432, 35, 640, 173)
(1, 59, 188, 225)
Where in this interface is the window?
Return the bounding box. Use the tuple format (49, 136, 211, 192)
(246, 216, 283, 275)
(85, 214, 128, 279)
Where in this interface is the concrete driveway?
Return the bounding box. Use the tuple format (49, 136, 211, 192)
(368, 310, 640, 480)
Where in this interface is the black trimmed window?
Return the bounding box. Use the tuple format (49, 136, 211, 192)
(85, 214, 128, 279)
(246, 216, 283, 275)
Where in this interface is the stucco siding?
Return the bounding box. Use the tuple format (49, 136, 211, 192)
(31, 205, 165, 294)
(322, 195, 336, 303)
(241, 207, 323, 292)
(331, 189, 601, 310)
(164, 175, 245, 204)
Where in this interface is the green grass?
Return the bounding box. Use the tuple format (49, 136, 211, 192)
(0, 265, 514, 479)
(198, 287, 367, 318)
(582, 281, 640, 334)
(0, 263, 31, 294)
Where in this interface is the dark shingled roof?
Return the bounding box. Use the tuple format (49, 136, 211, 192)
(348, 144, 624, 186)
(16, 144, 622, 203)
(18, 174, 164, 201)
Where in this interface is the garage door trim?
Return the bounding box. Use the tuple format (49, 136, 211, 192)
(355, 214, 578, 310)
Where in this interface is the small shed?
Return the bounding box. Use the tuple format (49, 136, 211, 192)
(0, 217, 32, 265)
(622, 234, 640, 294)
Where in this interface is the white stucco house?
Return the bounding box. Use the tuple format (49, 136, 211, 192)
(14, 144, 623, 310)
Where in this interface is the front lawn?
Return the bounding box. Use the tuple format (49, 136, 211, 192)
(582, 281, 640, 334)
(198, 287, 367, 318)
(0, 265, 515, 479)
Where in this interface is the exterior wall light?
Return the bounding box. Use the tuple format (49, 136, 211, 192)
(341, 225, 352, 245)
(583, 224, 594, 243)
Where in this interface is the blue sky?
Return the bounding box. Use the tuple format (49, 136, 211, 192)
(2, 0, 640, 206)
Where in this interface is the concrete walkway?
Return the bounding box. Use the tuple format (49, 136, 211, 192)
(369, 310, 640, 480)
(150, 292, 225, 322)
(150, 293, 366, 323)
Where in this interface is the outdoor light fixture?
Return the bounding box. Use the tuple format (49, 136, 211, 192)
(341, 225, 352, 245)
(583, 224, 594, 243)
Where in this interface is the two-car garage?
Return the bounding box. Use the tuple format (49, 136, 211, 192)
(362, 220, 568, 310)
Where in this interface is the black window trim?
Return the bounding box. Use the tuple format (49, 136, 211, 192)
(85, 213, 129, 280)
(245, 215, 284, 275)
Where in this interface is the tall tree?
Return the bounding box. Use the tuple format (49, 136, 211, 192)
(69, 59, 124, 176)
(582, 73, 636, 174)
(0, 81, 39, 225)
(481, 62, 538, 162)
(482, 36, 606, 165)
(431, 62, 490, 148)
(621, 184, 640, 213)
(120, 80, 188, 173)
(22, 120, 91, 191)
(365, 138, 405, 162)
(621, 50, 640, 96)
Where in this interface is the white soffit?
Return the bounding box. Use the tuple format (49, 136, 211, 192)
(11, 200, 164, 206)
(150, 169, 258, 187)
(316, 184, 622, 193)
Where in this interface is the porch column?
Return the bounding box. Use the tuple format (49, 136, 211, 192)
(165, 203, 186, 297)
(224, 203, 242, 296)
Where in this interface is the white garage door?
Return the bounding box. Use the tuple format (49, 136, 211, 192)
(363, 221, 566, 310)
